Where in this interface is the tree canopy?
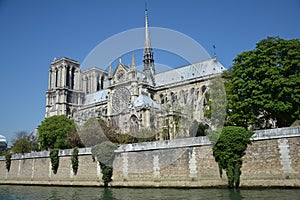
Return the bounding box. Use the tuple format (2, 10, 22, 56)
(225, 37, 300, 128)
(38, 115, 78, 150)
(10, 131, 39, 154)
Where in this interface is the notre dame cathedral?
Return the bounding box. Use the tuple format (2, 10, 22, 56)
(45, 9, 225, 140)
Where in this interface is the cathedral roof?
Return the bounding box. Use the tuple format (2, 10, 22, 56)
(83, 89, 108, 105)
(154, 58, 225, 87)
(133, 94, 159, 109)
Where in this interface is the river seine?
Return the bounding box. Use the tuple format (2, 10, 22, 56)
(0, 185, 299, 200)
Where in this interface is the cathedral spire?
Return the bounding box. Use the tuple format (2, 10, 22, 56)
(143, 6, 155, 85)
(144, 6, 151, 49)
(132, 51, 136, 69)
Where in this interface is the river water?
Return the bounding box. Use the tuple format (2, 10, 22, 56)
(0, 185, 299, 200)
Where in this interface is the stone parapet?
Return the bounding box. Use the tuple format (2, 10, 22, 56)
(0, 147, 92, 161)
(253, 126, 300, 140)
(115, 136, 211, 153)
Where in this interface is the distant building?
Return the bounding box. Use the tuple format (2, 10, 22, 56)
(45, 9, 225, 140)
(0, 135, 7, 152)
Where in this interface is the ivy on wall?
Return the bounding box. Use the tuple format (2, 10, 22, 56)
(211, 126, 253, 189)
(99, 162, 113, 186)
(71, 147, 79, 175)
(91, 141, 117, 187)
(5, 153, 12, 172)
(50, 149, 59, 174)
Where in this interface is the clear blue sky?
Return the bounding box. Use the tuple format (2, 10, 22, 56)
(0, 0, 299, 145)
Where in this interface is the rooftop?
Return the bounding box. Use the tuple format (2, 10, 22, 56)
(155, 58, 225, 87)
(83, 89, 108, 106)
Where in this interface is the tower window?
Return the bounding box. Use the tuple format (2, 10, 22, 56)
(101, 76, 104, 90)
(55, 69, 58, 87)
(71, 67, 75, 89)
(66, 66, 70, 88)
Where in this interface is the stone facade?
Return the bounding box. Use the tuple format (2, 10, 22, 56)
(44, 10, 225, 140)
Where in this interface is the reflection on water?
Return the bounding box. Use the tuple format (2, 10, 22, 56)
(0, 185, 299, 200)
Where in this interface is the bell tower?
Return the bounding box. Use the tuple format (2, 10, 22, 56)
(45, 57, 83, 118)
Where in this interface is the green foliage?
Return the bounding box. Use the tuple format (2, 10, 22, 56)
(116, 128, 156, 144)
(38, 115, 77, 150)
(11, 139, 40, 154)
(100, 163, 113, 187)
(67, 132, 84, 148)
(5, 153, 12, 172)
(226, 37, 300, 128)
(79, 118, 156, 145)
(10, 131, 40, 154)
(189, 120, 208, 137)
(71, 147, 79, 175)
(212, 126, 253, 189)
(115, 133, 137, 144)
(50, 149, 59, 174)
(291, 120, 300, 127)
(91, 141, 117, 186)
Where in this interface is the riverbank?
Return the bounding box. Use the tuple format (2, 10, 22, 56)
(0, 126, 299, 188)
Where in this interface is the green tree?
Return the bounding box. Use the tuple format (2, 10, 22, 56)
(212, 126, 253, 189)
(38, 115, 76, 150)
(67, 131, 84, 148)
(11, 131, 39, 154)
(226, 37, 300, 128)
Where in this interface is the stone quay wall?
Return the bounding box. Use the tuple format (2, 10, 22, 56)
(0, 148, 104, 186)
(112, 126, 300, 187)
(0, 126, 299, 187)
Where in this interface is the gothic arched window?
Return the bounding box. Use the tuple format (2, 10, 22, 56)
(201, 85, 207, 95)
(171, 92, 177, 104)
(130, 115, 139, 133)
(160, 94, 164, 104)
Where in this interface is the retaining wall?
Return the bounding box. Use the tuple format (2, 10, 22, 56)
(0, 126, 299, 187)
(112, 126, 300, 187)
(0, 148, 104, 186)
